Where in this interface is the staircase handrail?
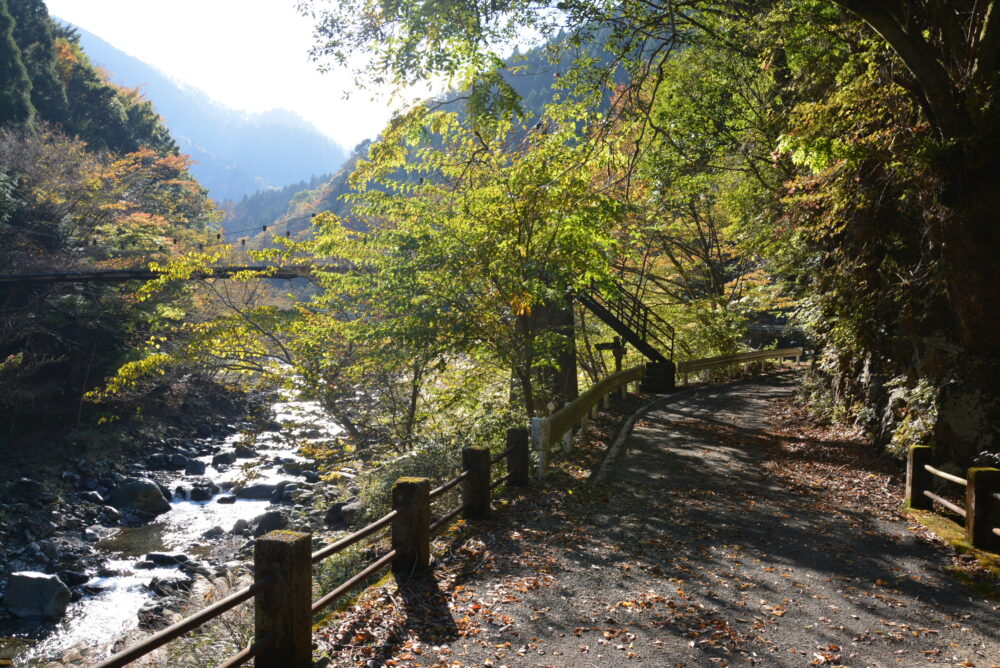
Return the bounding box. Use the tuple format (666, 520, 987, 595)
(582, 280, 675, 361)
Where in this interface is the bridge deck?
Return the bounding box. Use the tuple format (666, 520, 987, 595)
(0, 264, 350, 284)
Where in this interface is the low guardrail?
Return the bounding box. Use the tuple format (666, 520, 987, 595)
(676, 347, 804, 384)
(531, 365, 645, 476)
(96, 429, 533, 668)
(906, 445, 1000, 551)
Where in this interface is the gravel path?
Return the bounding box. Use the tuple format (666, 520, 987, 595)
(436, 373, 1000, 667)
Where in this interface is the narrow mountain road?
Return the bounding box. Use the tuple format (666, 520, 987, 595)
(316, 372, 1000, 667)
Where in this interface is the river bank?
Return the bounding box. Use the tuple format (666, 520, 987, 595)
(0, 379, 359, 666)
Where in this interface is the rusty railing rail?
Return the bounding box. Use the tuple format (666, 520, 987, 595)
(905, 445, 999, 552)
(96, 428, 533, 668)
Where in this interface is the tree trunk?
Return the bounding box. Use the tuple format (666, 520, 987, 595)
(529, 296, 578, 413)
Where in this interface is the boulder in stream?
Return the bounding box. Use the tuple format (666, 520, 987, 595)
(233, 444, 256, 459)
(250, 510, 287, 537)
(189, 484, 216, 502)
(212, 451, 237, 468)
(108, 478, 172, 517)
(58, 570, 89, 587)
(79, 490, 105, 504)
(147, 575, 194, 597)
(201, 526, 224, 539)
(235, 483, 279, 500)
(3, 571, 72, 620)
(145, 552, 188, 566)
(184, 460, 207, 476)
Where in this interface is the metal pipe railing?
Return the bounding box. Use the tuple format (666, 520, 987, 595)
(491, 472, 512, 490)
(924, 464, 967, 487)
(430, 471, 469, 500)
(311, 551, 396, 614)
(311, 510, 397, 565)
(216, 634, 274, 668)
(923, 490, 967, 518)
(430, 501, 472, 535)
(95, 576, 273, 668)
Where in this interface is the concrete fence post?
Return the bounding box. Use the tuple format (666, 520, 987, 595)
(462, 447, 491, 520)
(906, 445, 933, 510)
(966, 467, 1000, 550)
(506, 427, 530, 488)
(254, 531, 312, 668)
(391, 477, 430, 581)
(562, 426, 573, 455)
(531, 417, 549, 477)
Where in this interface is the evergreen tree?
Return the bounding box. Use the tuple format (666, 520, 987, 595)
(0, 0, 34, 126)
(7, 0, 67, 124)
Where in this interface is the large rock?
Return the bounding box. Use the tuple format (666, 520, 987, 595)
(339, 500, 364, 525)
(235, 483, 279, 500)
(24, 519, 56, 539)
(3, 572, 72, 619)
(108, 478, 172, 517)
(79, 490, 105, 504)
(189, 486, 214, 502)
(250, 510, 287, 537)
(145, 552, 188, 566)
(184, 460, 207, 476)
(212, 451, 237, 468)
(147, 574, 194, 597)
(233, 444, 256, 459)
(324, 499, 364, 528)
(13, 478, 44, 499)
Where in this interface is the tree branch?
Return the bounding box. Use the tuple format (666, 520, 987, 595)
(831, 0, 966, 139)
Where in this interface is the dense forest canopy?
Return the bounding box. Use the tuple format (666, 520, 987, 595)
(290, 0, 1000, 465)
(2, 0, 997, 474)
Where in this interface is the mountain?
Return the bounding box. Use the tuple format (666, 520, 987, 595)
(67, 24, 348, 202)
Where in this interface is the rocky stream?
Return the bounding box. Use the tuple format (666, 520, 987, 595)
(0, 391, 361, 666)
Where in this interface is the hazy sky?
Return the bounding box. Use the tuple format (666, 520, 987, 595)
(43, 0, 422, 149)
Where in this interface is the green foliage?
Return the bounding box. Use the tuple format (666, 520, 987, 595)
(321, 103, 623, 417)
(356, 440, 462, 520)
(7, 0, 67, 124)
(0, 0, 34, 126)
(313, 543, 376, 610)
(0, 98, 216, 439)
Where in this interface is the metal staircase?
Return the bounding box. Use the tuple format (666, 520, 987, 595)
(575, 281, 677, 391)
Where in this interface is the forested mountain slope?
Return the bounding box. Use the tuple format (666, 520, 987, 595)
(70, 25, 347, 202)
(0, 0, 218, 443)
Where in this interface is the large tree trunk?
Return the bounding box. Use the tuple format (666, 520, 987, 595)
(529, 297, 578, 414)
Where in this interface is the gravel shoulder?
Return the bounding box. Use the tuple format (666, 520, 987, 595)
(315, 371, 1000, 667)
